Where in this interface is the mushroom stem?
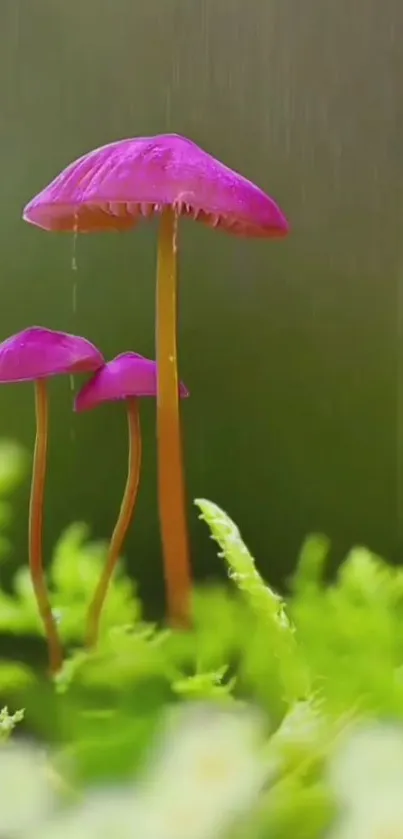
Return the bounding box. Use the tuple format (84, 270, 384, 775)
(156, 206, 191, 627)
(86, 397, 141, 648)
(30, 379, 63, 674)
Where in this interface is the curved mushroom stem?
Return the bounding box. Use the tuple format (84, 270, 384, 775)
(156, 206, 191, 627)
(30, 379, 63, 674)
(86, 397, 141, 648)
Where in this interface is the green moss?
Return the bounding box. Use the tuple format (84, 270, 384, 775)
(0, 441, 403, 838)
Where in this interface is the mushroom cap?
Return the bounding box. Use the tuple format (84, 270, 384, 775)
(74, 351, 189, 412)
(0, 326, 104, 383)
(23, 133, 289, 238)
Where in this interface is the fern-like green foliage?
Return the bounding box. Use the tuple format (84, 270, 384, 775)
(1, 440, 403, 839)
(195, 498, 309, 707)
(290, 540, 403, 718)
(0, 705, 24, 741)
(0, 522, 140, 642)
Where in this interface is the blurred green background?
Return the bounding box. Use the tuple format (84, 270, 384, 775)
(0, 0, 402, 615)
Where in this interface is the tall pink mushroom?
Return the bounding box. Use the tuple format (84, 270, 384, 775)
(22, 133, 289, 627)
(0, 326, 104, 673)
(75, 350, 189, 647)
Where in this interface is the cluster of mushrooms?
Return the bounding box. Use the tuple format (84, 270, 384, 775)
(0, 133, 288, 673)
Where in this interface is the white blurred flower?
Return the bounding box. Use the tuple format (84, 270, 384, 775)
(139, 703, 268, 839)
(27, 703, 269, 839)
(328, 793, 403, 839)
(0, 740, 55, 834)
(328, 721, 403, 808)
(32, 789, 144, 839)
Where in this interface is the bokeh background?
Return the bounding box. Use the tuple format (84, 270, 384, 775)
(0, 0, 402, 615)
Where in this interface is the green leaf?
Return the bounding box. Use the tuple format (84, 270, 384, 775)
(195, 499, 309, 706)
(0, 705, 25, 741)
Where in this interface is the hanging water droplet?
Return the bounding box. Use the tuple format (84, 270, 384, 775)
(71, 213, 79, 314)
(173, 207, 179, 255)
(71, 213, 78, 271)
(69, 375, 76, 442)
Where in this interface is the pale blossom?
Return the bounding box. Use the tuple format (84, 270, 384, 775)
(138, 703, 268, 839)
(328, 721, 403, 808)
(328, 794, 403, 839)
(0, 740, 55, 834)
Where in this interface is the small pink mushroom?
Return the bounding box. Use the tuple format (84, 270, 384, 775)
(0, 326, 104, 673)
(75, 351, 189, 647)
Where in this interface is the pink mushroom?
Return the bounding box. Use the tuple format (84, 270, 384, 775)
(74, 351, 189, 647)
(0, 326, 104, 673)
(23, 133, 289, 627)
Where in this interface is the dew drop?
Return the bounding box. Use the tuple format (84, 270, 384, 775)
(71, 212, 79, 316)
(173, 207, 179, 255)
(69, 375, 76, 443)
